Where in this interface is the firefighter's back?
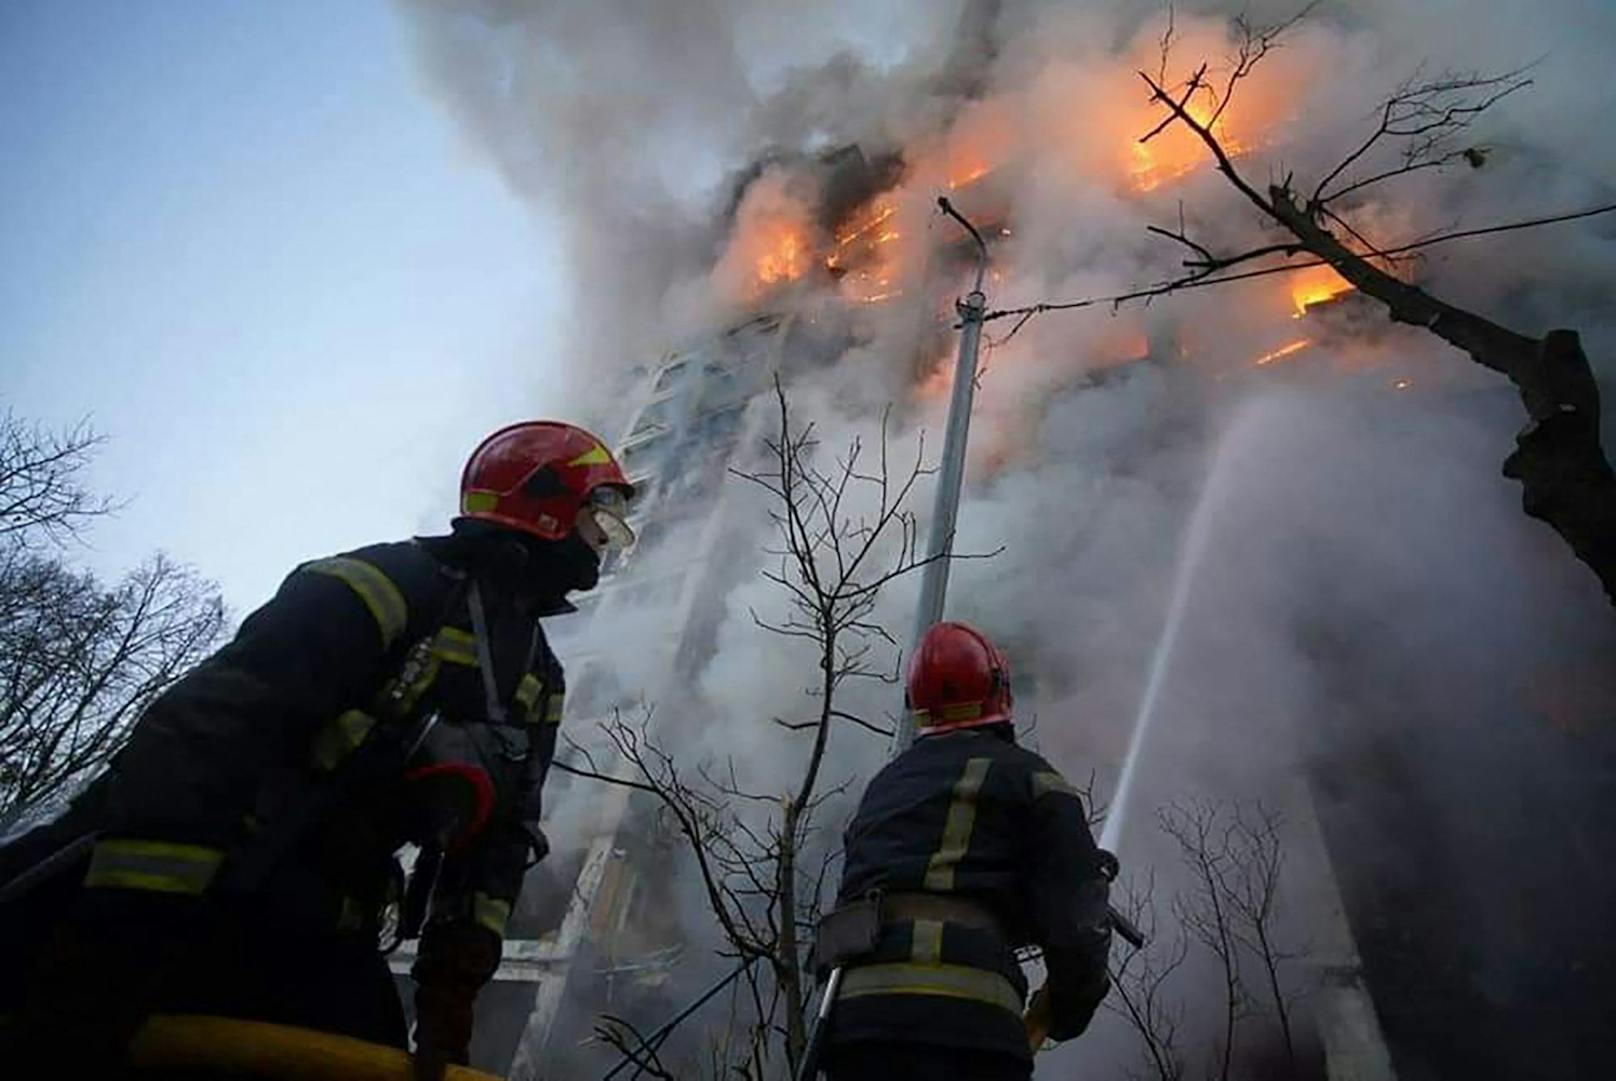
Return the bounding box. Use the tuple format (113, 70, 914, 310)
(828, 728, 1062, 1077)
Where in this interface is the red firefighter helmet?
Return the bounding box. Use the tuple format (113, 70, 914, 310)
(459, 421, 635, 544)
(907, 621, 1014, 734)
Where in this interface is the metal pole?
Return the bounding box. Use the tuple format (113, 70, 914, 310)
(891, 197, 990, 754)
(793, 965, 845, 1081)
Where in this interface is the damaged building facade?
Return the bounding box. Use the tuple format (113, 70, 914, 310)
(398, 3, 1616, 1073)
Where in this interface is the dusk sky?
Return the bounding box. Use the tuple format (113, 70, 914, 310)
(3, 1, 571, 614)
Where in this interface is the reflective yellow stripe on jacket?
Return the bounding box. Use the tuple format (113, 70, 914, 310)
(515, 676, 564, 724)
(83, 838, 224, 895)
(473, 891, 513, 937)
(1031, 770, 1081, 801)
(432, 626, 478, 667)
(923, 757, 993, 892)
(304, 557, 408, 649)
(310, 709, 378, 772)
(839, 961, 1023, 1016)
(436, 630, 559, 726)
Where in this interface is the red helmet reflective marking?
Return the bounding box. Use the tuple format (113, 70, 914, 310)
(907, 621, 1013, 733)
(459, 421, 633, 542)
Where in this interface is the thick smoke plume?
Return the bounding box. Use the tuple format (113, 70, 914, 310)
(399, 1, 1616, 1075)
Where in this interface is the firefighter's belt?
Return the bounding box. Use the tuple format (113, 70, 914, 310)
(812, 892, 1006, 975)
(839, 961, 1024, 1016)
(812, 894, 883, 972)
(882, 892, 1005, 939)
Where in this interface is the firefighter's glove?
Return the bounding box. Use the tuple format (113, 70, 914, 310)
(411, 920, 501, 1081)
(1045, 967, 1111, 1040)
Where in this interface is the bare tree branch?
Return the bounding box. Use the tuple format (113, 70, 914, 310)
(986, 200, 1616, 343)
(1106, 871, 1188, 1081)
(0, 413, 119, 546)
(0, 553, 225, 817)
(1312, 66, 1533, 208)
(578, 385, 992, 1076)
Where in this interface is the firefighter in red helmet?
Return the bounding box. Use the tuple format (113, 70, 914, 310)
(812, 622, 1113, 1081)
(0, 421, 633, 1079)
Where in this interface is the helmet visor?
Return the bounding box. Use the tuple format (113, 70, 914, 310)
(582, 487, 635, 550)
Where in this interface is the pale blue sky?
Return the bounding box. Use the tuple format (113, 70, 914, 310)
(2, 1, 569, 614)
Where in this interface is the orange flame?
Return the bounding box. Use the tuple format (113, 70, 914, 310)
(828, 198, 908, 304)
(1290, 265, 1354, 316)
(1130, 97, 1249, 193)
(947, 163, 994, 190)
(830, 202, 898, 253)
(755, 224, 808, 288)
(1255, 338, 1312, 366)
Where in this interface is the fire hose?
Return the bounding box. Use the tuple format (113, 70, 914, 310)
(127, 1013, 502, 1080)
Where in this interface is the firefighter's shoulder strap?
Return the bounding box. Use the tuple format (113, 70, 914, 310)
(466, 580, 541, 727)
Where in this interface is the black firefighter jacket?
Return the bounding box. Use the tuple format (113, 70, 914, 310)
(1, 538, 566, 1014)
(829, 728, 1113, 1060)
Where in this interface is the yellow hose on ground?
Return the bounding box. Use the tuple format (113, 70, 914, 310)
(129, 1014, 504, 1080)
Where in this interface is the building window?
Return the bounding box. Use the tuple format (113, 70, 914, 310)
(619, 431, 670, 475)
(629, 398, 676, 439)
(627, 472, 658, 507)
(654, 359, 690, 391)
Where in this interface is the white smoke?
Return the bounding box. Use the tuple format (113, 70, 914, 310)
(396, 0, 1616, 1074)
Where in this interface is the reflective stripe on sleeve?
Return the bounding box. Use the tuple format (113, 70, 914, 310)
(84, 839, 224, 895)
(1031, 770, 1081, 801)
(304, 557, 408, 649)
(431, 627, 478, 667)
(514, 678, 563, 726)
(515, 675, 541, 711)
(839, 961, 1023, 1015)
(922, 757, 993, 892)
(310, 709, 378, 772)
(473, 892, 513, 938)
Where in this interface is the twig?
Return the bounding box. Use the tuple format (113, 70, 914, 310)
(983, 201, 1616, 343)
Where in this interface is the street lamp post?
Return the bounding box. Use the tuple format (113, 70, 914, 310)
(891, 197, 991, 754)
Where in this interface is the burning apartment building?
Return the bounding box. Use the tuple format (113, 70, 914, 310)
(395, 1, 1616, 1078)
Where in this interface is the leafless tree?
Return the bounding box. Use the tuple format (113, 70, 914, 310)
(1160, 800, 1250, 1081)
(0, 412, 117, 544)
(0, 414, 225, 820)
(989, 6, 1616, 603)
(1220, 804, 1299, 1078)
(561, 709, 793, 1079)
(0, 553, 226, 818)
(1106, 800, 1303, 1081)
(560, 381, 995, 1077)
(1106, 869, 1190, 1081)
(594, 1012, 677, 1080)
